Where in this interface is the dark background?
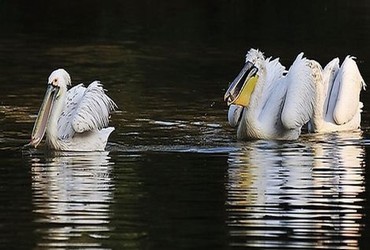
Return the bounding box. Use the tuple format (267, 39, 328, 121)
(1, 1, 370, 249)
(1, 1, 370, 74)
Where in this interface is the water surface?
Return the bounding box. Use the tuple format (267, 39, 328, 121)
(1, 1, 370, 249)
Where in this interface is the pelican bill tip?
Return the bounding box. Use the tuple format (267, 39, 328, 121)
(30, 137, 41, 148)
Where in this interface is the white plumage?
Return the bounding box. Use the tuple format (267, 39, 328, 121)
(225, 49, 320, 140)
(308, 56, 366, 133)
(30, 69, 117, 151)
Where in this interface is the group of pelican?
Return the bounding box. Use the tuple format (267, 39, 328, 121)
(28, 49, 365, 152)
(224, 48, 366, 140)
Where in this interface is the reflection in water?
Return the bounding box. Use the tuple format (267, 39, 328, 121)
(30, 152, 114, 248)
(1, 1, 370, 248)
(226, 131, 365, 249)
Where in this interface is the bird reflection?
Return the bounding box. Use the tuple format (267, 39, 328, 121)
(30, 151, 114, 248)
(226, 132, 365, 249)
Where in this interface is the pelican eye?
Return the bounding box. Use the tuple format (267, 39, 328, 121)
(49, 78, 59, 87)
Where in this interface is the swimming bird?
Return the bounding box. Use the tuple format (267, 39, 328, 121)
(224, 49, 321, 140)
(308, 56, 366, 133)
(30, 69, 117, 151)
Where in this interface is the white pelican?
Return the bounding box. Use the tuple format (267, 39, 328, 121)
(30, 69, 117, 151)
(224, 49, 321, 140)
(308, 56, 366, 133)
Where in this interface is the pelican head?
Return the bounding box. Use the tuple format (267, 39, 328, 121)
(30, 69, 71, 148)
(224, 49, 264, 107)
(48, 68, 71, 88)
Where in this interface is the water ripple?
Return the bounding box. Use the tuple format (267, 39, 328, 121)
(225, 135, 365, 249)
(30, 152, 114, 249)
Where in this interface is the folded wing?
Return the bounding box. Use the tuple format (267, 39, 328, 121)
(332, 56, 365, 125)
(57, 81, 117, 139)
(281, 53, 319, 129)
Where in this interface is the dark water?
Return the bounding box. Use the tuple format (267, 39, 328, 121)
(1, 1, 370, 249)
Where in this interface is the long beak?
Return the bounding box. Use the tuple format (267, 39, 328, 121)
(224, 61, 259, 107)
(30, 84, 58, 148)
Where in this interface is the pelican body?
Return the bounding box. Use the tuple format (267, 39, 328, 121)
(224, 49, 320, 140)
(308, 56, 366, 133)
(30, 69, 117, 151)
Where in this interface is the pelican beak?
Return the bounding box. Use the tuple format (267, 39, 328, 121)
(30, 84, 59, 148)
(224, 61, 259, 107)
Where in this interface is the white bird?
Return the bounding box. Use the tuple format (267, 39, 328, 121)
(224, 49, 321, 140)
(30, 69, 117, 151)
(308, 56, 366, 133)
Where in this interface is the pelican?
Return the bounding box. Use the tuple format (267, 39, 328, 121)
(308, 56, 366, 133)
(30, 69, 117, 151)
(224, 49, 321, 140)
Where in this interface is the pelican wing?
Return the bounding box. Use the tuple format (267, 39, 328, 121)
(72, 81, 117, 133)
(57, 83, 85, 139)
(332, 56, 365, 125)
(259, 57, 286, 106)
(281, 53, 319, 129)
(322, 58, 340, 120)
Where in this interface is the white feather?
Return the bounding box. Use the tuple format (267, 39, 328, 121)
(332, 56, 365, 125)
(309, 56, 365, 133)
(322, 57, 340, 120)
(57, 83, 85, 139)
(281, 53, 318, 129)
(58, 81, 116, 137)
(71, 81, 116, 133)
(258, 57, 286, 109)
